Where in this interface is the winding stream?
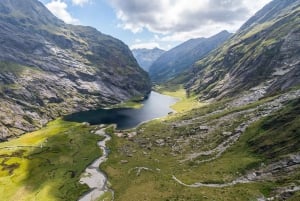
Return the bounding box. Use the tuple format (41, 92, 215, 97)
(77, 92, 178, 201)
(78, 128, 112, 201)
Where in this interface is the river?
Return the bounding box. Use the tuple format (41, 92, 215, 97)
(75, 91, 178, 201)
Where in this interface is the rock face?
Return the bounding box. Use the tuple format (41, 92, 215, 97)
(185, 0, 300, 100)
(149, 30, 232, 83)
(132, 48, 165, 72)
(0, 0, 151, 140)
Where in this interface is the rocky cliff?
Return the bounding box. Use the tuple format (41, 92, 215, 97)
(185, 0, 300, 100)
(0, 0, 151, 140)
(132, 48, 165, 72)
(149, 31, 232, 83)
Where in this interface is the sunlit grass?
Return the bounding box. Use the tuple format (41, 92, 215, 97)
(102, 97, 300, 201)
(0, 119, 102, 201)
(112, 100, 143, 109)
(156, 86, 205, 113)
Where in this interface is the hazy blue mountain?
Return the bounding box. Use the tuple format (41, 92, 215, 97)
(132, 48, 165, 72)
(149, 30, 232, 83)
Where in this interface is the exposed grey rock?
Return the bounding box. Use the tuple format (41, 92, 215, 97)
(199, 126, 209, 131)
(0, 0, 151, 140)
(155, 139, 165, 146)
(185, 0, 300, 101)
(222, 132, 233, 136)
(120, 160, 128, 164)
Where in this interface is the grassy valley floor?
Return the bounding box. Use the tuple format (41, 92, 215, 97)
(154, 85, 205, 113)
(0, 89, 299, 201)
(0, 119, 102, 201)
(102, 88, 300, 201)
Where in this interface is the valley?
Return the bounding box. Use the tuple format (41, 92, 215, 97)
(0, 0, 300, 201)
(101, 87, 300, 201)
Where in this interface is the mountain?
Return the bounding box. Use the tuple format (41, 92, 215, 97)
(132, 48, 165, 72)
(101, 1, 300, 200)
(185, 0, 300, 100)
(149, 30, 232, 83)
(0, 0, 151, 140)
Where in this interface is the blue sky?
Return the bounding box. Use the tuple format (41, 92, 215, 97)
(40, 0, 272, 50)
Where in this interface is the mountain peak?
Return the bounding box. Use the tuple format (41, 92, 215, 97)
(216, 30, 230, 36)
(185, 0, 300, 100)
(149, 31, 232, 83)
(0, 0, 63, 26)
(0, 0, 151, 140)
(239, 0, 299, 32)
(132, 48, 165, 72)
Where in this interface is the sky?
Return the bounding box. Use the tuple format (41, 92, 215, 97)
(40, 0, 272, 50)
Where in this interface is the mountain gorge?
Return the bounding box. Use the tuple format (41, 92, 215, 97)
(149, 30, 232, 83)
(132, 48, 165, 72)
(184, 0, 300, 100)
(1, 0, 300, 200)
(99, 1, 300, 200)
(0, 0, 151, 140)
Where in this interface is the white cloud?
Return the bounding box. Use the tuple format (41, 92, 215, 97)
(130, 42, 161, 50)
(110, 0, 272, 42)
(72, 0, 90, 6)
(46, 0, 80, 24)
(134, 38, 142, 43)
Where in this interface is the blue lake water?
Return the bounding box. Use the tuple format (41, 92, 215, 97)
(64, 91, 178, 129)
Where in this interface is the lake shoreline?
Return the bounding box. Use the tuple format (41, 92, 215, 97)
(64, 91, 179, 130)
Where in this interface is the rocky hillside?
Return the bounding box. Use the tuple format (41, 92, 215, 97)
(149, 30, 232, 83)
(185, 0, 300, 100)
(0, 0, 151, 140)
(132, 48, 165, 72)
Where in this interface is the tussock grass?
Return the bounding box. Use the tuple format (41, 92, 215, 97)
(0, 119, 102, 201)
(102, 97, 300, 200)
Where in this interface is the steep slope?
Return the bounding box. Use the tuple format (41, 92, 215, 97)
(185, 0, 300, 100)
(102, 88, 300, 201)
(149, 30, 232, 83)
(100, 1, 300, 200)
(0, 0, 151, 140)
(132, 48, 165, 72)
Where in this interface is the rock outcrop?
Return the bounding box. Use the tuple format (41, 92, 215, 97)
(0, 0, 151, 140)
(185, 0, 300, 100)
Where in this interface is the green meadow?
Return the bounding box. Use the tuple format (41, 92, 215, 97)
(0, 119, 102, 201)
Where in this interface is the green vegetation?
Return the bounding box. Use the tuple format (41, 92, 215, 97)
(247, 98, 300, 159)
(183, 4, 300, 99)
(110, 95, 148, 109)
(0, 119, 102, 201)
(155, 85, 205, 112)
(0, 87, 299, 201)
(0, 61, 42, 92)
(102, 95, 300, 201)
(112, 100, 143, 109)
(0, 61, 40, 74)
(97, 191, 114, 201)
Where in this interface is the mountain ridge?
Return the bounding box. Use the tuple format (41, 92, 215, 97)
(149, 30, 232, 83)
(184, 0, 300, 100)
(0, 0, 151, 140)
(132, 47, 165, 72)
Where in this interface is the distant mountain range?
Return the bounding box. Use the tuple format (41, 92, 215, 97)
(106, 1, 300, 200)
(149, 30, 232, 83)
(132, 48, 165, 72)
(0, 0, 151, 140)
